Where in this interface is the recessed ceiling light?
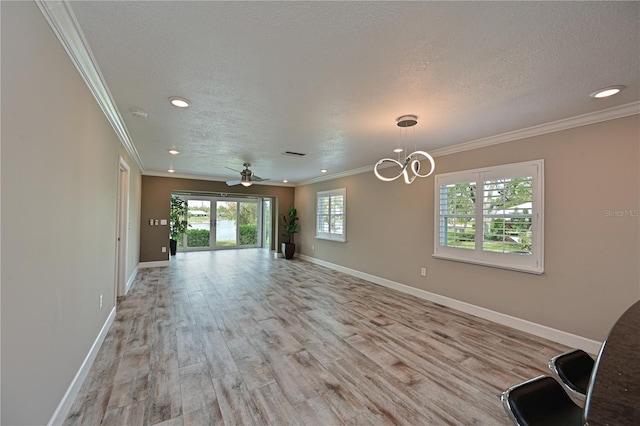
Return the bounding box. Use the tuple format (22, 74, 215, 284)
(590, 85, 625, 99)
(168, 168, 175, 173)
(168, 149, 180, 155)
(320, 169, 328, 173)
(169, 96, 190, 108)
(393, 148, 404, 153)
(283, 179, 288, 183)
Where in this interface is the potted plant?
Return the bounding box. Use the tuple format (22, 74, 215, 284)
(280, 204, 298, 259)
(169, 195, 188, 255)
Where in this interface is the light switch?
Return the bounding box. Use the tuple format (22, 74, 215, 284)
(149, 219, 154, 226)
(154, 219, 159, 225)
(160, 219, 168, 225)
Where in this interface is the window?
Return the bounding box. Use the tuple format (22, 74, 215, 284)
(316, 188, 346, 242)
(434, 160, 544, 274)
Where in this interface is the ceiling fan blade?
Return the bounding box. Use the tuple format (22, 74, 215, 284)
(252, 176, 269, 182)
(225, 166, 242, 173)
(226, 180, 241, 186)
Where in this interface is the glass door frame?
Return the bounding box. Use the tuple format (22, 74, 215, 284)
(262, 198, 273, 250)
(176, 194, 264, 252)
(179, 196, 213, 252)
(214, 197, 262, 249)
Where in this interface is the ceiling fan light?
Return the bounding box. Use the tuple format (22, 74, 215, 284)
(241, 173, 253, 186)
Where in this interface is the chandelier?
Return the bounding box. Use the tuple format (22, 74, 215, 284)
(374, 115, 435, 184)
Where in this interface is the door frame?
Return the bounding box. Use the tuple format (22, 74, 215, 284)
(177, 194, 265, 251)
(115, 157, 130, 299)
(213, 197, 263, 250)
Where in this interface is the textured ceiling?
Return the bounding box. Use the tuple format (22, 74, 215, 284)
(68, 1, 640, 184)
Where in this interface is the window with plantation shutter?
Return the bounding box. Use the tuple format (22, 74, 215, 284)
(434, 160, 544, 274)
(482, 176, 533, 255)
(438, 178, 477, 250)
(316, 188, 346, 242)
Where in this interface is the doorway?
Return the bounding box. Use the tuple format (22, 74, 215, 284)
(115, 157, 130, 298)
(175, 195, 269, 251)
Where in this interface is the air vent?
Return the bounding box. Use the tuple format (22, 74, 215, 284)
(283, 151, 306, 157)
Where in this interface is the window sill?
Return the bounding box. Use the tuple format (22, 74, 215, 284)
(315, 235, 346, 243)
(432, 253, 543, 275)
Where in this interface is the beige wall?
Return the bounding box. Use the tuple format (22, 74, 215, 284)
(1, 2, 141, 424)
(296, 115, 640, 342)
(140, 176, 295, 262)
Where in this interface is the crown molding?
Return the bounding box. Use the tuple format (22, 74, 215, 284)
(147, 166, 374, 187)
(429, 102, 640, 158)
(298, 102, 639, 187)
(297, 165, 374, 186)
(143, 170, 227, 182)
(35, 0, 638, 183)
(142, 170, 295, 187)
(36, 0, 145, 171)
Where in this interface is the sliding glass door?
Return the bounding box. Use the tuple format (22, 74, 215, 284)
(215, 200, 237, 247)
(215, 200, 260, 247)
(186, 199, 211, 248)
(174, 194, 265, 251)
(238, 200, 260, 246)
(263, 198, 272, 249)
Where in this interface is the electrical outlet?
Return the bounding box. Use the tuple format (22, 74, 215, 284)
(162, 246, 167, 253)
(99, 294, 103, 309)
(312, 244, 315, 250)
(420, 267, 427, 277)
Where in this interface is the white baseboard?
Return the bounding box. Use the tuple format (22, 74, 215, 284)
(138, 260, 170, 269)
(125, 266, 138, 295)
(299, 254, 602, 354)
(48, 307, 116, 426)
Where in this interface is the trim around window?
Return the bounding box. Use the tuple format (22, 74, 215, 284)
(316, 188, 346, 242)
(433, 160, 544, 274)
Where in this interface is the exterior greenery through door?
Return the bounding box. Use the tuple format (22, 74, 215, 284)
(173, 195, 263, 250)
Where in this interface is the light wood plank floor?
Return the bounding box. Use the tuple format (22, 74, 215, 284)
(65, 249, 570, 425)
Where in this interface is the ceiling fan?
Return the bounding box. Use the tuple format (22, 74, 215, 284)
(225, 163, 269, 187)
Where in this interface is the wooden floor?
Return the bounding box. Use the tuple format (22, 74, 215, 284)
(65, 249, 570, 425)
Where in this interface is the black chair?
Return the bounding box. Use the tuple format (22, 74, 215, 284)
(501, 375, 583, 426)
(548, 349, 594, 402)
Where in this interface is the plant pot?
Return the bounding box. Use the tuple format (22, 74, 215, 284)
(281, 242, 295, 260)
(169, 239, 177, 256)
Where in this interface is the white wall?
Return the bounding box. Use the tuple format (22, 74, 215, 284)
(1, 2, 141, 424)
